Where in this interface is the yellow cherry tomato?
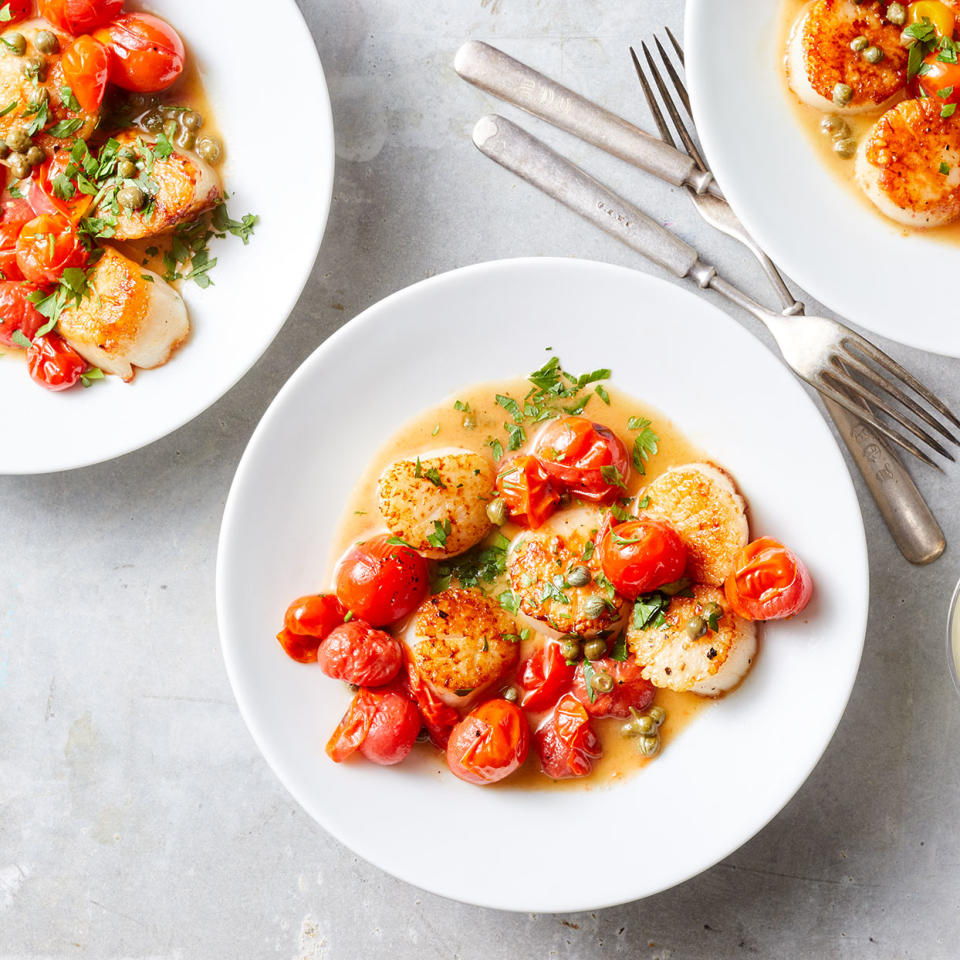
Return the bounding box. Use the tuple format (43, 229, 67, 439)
(908, 1, 956, 39)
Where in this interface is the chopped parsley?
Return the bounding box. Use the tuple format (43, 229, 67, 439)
(627, 416, 660, 475)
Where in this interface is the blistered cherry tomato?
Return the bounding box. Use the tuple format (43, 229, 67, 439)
(571, 657, 655, 719)
(398, 657, 460, 749)
(534, 694, 601, 779)
(94, 13, 184, 91)
(30, 154, 95, 222)
(39, 0, 124, 33)
(533, 416, 631, 504)
(519, 640, 577, 712)
(15, 214, 87, 285)
(0, 222, 26, 281)
(0, 0, 33, 25)
(61, 35, 110, 114)
(597, 518, 687, 600)
(276, 594, 345, 663)
(0, 281, 45, 347)
(446, 699, 530, 786)
(325, 687, 420, 766)
(335, 534, 429, 627)
(724, 537, 813, 622)
(317, 620, 402, 687)
(26, 334, 85, 391)
(496, 455, 560, 528)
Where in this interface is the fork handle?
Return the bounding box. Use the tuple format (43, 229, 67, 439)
(457, 41, 718, 197)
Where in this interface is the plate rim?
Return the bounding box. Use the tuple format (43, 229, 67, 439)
(216, 256, 870, 912)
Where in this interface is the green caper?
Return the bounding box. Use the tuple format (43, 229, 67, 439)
(141, 109, 164, 133)
(117, 158, 137, 180)
(648, 705, 666, 728)
(820, 114, 851, 138)
(863, 45, 884, 64)
(486, 497, 508, 526)
(175, 127, 196, 151)
(833, 137, 858, 159)
(583, 596, 608, 620)
(566, 565, 592, 588)
(560, 638, 582, 663)
(833, 82, 853, 106)
(6, 128, 30, 153)
(4, 33, 26, 56)
(592, 670, 615, 694)
(583, 639, 607, 661)
(701, 601, 722, 624)
(684, 615, 708, 640)
(117, 183, 146, 211)
(628, 714, 656, 736)
(462, 412, 476, 430)
(0, 141, 8, 160)
(7, 152, 29, 180)
(196, 135, 222, 164)
(117, 146, 138, 161)
(181, 110, 203, 131)
(34, 30, 59, 54)
(850, 35, 869, 52)
(22, 56, 46, 81)
(502, 686, 519, 703)
(25, 145, 44, 167)
(637, 734, 661, 758)
(886, 2, 907, 26)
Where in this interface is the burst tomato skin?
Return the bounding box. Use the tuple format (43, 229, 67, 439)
(724, 537, 813, 622)
(15, 214, 87, 285)
(519, 641, 577, 712)
(317, 620, 403, 687)
(39, 0, 124, 33)
(275, 628, 322, 665)
(26, 334, 85, 391)
(276, 594, 346, 663)
(334, 534, 430, 627)
(0, 282, 44, 346)
(325, 687, 420, 766)
(446, 699, 530, 786)
(571, 657, 656, 719)
(94, 13, 185, 92)
(61, 35, 110, 114)
(496, 455, 560, 528)
(0, 221, 26, 281)
(597, 518, 687, 600)
(535, 694, 602, 779)
(1, 0, 33, 24)
(533, 416, 631, 504)
(398, 656, 460, 749)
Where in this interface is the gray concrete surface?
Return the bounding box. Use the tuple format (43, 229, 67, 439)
(3, 0, 960, 957)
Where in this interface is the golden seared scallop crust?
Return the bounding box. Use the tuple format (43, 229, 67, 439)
(642, 463, 748, 587)
(507, 528, 627, 638)
(857, 97, 960, 227)
(626, 585, 757, 697)
(405, 588, 520, 703)
(378, 449, 495, 559)
(790, 0, 907, 111)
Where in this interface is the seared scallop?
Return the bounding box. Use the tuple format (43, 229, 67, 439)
(507, 507, 628, 638)
(402, 587, 520, 708)
(787, 0, 907, 114)
(378, 448, 495, 559)
(626, 585, 757, 697)
(856, 96, 960, 227)
(642, 463, 748, 587)
(57, 248, 189, 381)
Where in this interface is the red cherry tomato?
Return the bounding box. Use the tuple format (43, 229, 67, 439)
(571, 657, 655, 719)
(724, 537, 813, 622)
(334, 534, 430, 627)
(0, 281, 45, 347)
(276, 593, 345, 664)
(61, 35, 110, 114)
(518, 640, 577, 712)
(398, 657, 460, 749)
(94, 13, 184, 92)
(26, 334, 85, 391)
(917, 50, 960, 103)
(39, 0, 123, 33)
(317, 620, 403, 687)
(534, 694, 602, 779)
(446, 699, 530, 785)
(533, 416, 631, 504)
(15, 214, 87, 285)
(29, 154, 95, 222)
(0, 222, 26, 281)
(496, 455, 561, 528)
(0, 1, 33, 25)
(597, 518, 687, 600)
(325, 687, 420, 766)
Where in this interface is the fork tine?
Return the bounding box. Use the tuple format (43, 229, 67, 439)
(822, 367, 955, 461)
(629, 46, 675, 147)
(843, 335, 960, 429)
(837, 352, 960, 446)
(665, 26, 685, 66)
(642, 42, 708, 173)
(654, 35, 694, 119)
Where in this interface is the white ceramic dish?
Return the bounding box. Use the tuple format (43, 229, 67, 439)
(685, 0, 960, 357)
(0, 0, 334, 474)
(216, 259, 869, 912)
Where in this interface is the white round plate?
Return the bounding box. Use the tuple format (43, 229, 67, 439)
(217, 259, 868, 912)
(686, 1, 960, 357)
(0, 0, 334, 474)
